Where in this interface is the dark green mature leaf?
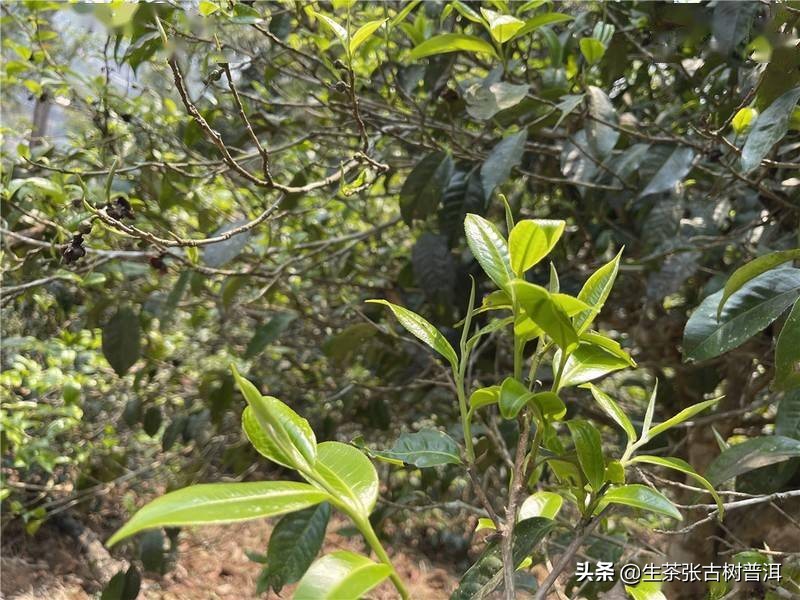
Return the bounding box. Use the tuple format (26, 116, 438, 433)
(412, 232, 456, 303)
(741, 86, 800, 173)
(683, 268, 800, 362)
(160, 270, 190, 331)
(202, 219, 252, 267)
(323, 323, 376, 365)
(294, 551, 391, 600)
(260, 503, 330, 593)
(451, 517, 554, 600)
(712, 1, 757, 55)
(586, 86, 618, 156)
(706, 435, 800, 485)
(139, 529, 165, 573)
(102, 307, 141, 376)
(775, 299, 800, 391)
(438, 169, 487, 243)
(640, 146, 694, 197)
(101, 566, 141, 600)
(567, 419, 605, 491)
(367, 300, 458, 368)
(400, 152, 454, 224)
(143, 406, 162, 436)
(107, 481, 329, 546)
(718, 249, 800, 316)
(245, 313, 296, 358)
(777, 390, 800, 440)
(464, 80, 528, 120)
(371, 430, 462, 467)
(480, 130, 527, 199)
(596, 484, 682, 520)
(464, 213, 513, 290)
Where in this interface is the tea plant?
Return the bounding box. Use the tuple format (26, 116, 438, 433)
(108, 213, 722, 599)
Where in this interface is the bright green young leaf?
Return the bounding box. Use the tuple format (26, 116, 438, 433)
(451, 518, 554, 600)
(518, 491, 563, 521)
(390, 0, 421, 26)
(741, 86, 800, 173)
(469, 385, 501, 410)
(626, 579, 668, 600)
(574, 249, 623, 333)
(684, 268, 800, 362)
(479, 8, 524, 44)
(349, 18, 387, 54)
(705, 435, 800, 485)
(311, 441, 379, 516)
(579, 37, 605, 64)
(732, 107, 758, 134)
(464, 213, 513, 290)
(508, 219, 565, 275)
(242, 407, 294, 469)
(370, 430, 462, 467)
(774, 299, 800, 391)
(294, 551, 391, 600)
(198, 1, 219, 17)
(510, 280, 579, 350)
(558, 340, 634, 388)
(310, 9, 347, 44)
(367, 299, 458, 369)
(596, 484, 682, 520)
(530, 391, 566, 420)
(717, 249, 800, 317)
(631, 455, 723, 517)
(567, 419, 605, 491)
(409, 33, 498, 60)
(499, 376, 529, 419)
(645, 398, 719, 441)
(582, 384, 636, 445)
(107, 481, 329, 547)
(232, 366, 317, 471)
(641, 381, 658, 439)
(259, 502, 331, 593)
(510, 12, 573, 40)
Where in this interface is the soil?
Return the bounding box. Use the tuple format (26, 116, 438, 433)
(1, 515, 458, 600)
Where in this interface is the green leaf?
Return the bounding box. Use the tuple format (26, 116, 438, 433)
(579, 37, 605, 65)
(596, 484, 682, 520)
(232, 366, 317, 471)
(518, 491, 563, 521)
(567, 419, 605, 491)
(260, 503, 330, 593)
(705, 435, 800, 485)
(294, 551, 391, 600)
(559, 338, 634, 388)
(367, 299, 458, 369)
(645, 398, 719, 441)
(243, 407, 294, 469)
(409, 33, 498, 60)
(309, 9, 347, 44)
(499, 376, 529, 419)
(574, 249, 623, 333)
(582, 384, 636, 446)
(370, 430, 462, 467)
(777, 389, 800, 439)
(399, 151, 454, 224)
(107, 481, 328, 547)
(641, 381, 658, 439)
(510, 13, 573, 40)
(480, 130, 527, 199)
(625, 579, 667, 600)
(586, 86, 619, 156)
(244, 313, 296, 358)
(640, 146, 695, 197)
(102, 307, 141, 376)
(349, 19, 387, 54)
(510, 280, 579, 350)
(202, 220, 252, 268)
(683, 268, 800, 362)
(718, 249, 800, 317)
(464, 80, 528, 121)
(530, 391, 566, 420)
(732, 107, 758, 134)
(712, 0, 757, 55)
(508, 219, 565, 275)
(479, 8, 524, 44)
(775, 299, 800, 391)
(464, 213, 513, 290)
(741, 86, 800, 173)
(631, 455, 723, 517)
(198, 1, 219, 16)
(451, 518, 554, 600)
(469, 385, 501, 410)
(311, 441, 379, 516)
(101, 566, 141, 600)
